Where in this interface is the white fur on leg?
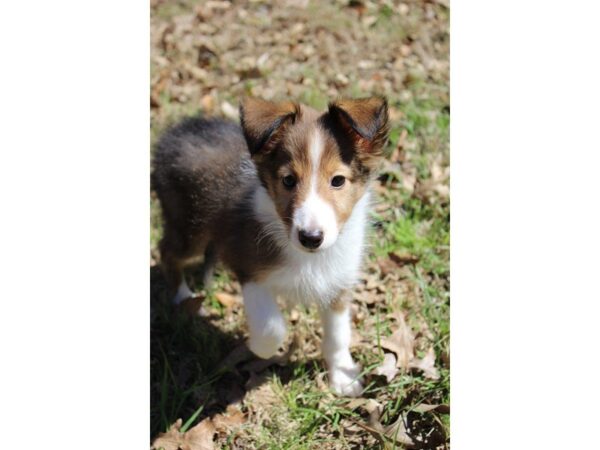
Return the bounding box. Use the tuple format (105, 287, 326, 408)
(173, 279, 194, 305)
(321, 304, 363, 397)
(243, 282, 287, 359)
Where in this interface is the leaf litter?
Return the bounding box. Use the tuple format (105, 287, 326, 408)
(151, 418, 215, 450)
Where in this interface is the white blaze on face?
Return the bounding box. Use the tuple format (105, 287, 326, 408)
(292, 129, 339, 250)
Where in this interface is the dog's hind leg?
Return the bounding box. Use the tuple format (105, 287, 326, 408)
(159, 228, 204, 305)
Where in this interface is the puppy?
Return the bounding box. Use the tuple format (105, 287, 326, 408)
(152, 97, 389, 396)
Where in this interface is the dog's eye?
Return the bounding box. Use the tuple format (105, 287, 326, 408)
(282, 175, 297, 189)
(331, 175, 346, 188)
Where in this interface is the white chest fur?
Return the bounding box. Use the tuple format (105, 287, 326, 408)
(254, 189, 371, 307)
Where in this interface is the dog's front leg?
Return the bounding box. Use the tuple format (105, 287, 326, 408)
(320, 294, 363, 397)
(242, 282, 287, 359)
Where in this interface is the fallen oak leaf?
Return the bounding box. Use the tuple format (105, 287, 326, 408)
(413, 403, 450, 414)
(151, 417, 215, 450)
(408, 347, 440, 380)
(384, 414, 416, 447)
(152, 419, 184, 450)
(379, 318, 441, 380)
(364, 398, 384, 430)
(380, 314, 415, 369)
(412, 403, 440, 413)
(347, 419, 388, 446)
(212, 405, 245, 433)
(373, 352, 399, 382)
(345, 397, 368, 410)
(184, 418, 216, 450)
(349, 400, 415, 449)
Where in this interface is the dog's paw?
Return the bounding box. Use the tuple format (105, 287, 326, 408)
(173, 281, 195, 305)
(329, 364, 364, 397)
(247, 321, 286, 359)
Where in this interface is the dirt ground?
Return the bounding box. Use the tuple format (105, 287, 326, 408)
(150, 1, 449, 448)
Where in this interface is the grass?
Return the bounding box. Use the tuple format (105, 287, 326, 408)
(151, 0, 449, 448)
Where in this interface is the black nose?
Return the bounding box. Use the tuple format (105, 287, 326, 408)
(298, 229, 324, 249)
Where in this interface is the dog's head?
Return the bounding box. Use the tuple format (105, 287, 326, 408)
(240, 97, 389, 252)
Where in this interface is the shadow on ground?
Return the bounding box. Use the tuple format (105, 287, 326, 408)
(150, 265, 323, 438)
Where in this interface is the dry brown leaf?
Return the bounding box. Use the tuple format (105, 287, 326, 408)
(345, 397, 368, 410)
(388, 251, 420, 266)
(353, 289, 377, 305)
(364, 273, 380, 291)
(400, 157, 418, 194)
(200, 94, 215, 113)
(212, 405, 245, 433)
(341, 419, 364, 435)
(346, 420, 385, 445)
(380, 314, 415, 369)
(214, 292, 240, 309)
(347, 399, 385, 440)
(350, 399, 413, 448)
(363, 399, 384, 427)
(376, 256, 398, 277)
(409, 347, 440, 380)
(413, 403, 439, 413)
(414, 156, 449, 201)
(384, 414, 415, 447)
(373, 353, 399, 382)
(378, 317, 440, 379)
(152, 417, 215, 450)
(205, 1, 230, 11)
(413, 403, 450, 414)
(184, 419, 216, 450)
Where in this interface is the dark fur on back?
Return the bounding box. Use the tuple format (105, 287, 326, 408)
(152, 117, 254, 231)
(152, 116, 282, 286)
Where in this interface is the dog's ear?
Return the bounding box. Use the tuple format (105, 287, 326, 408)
(239, 97, 301, 155)
(327, 97, 390, 158)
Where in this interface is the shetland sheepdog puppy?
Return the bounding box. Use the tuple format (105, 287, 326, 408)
(152, 97, 389, 396)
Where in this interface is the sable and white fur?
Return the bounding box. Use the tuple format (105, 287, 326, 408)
(152, 97, 389, 396)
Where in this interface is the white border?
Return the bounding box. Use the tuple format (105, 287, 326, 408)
(452, 1, 600, 448)
(0, 1, 149, 447)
